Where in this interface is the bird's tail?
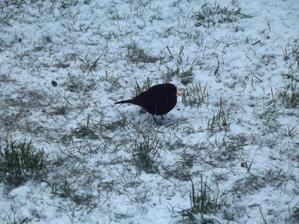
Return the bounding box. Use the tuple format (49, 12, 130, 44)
(115, 99, 134, 104)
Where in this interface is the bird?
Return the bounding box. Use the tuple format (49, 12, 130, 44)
(115, 83, 179, 119)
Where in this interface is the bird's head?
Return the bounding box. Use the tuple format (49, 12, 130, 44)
(166, 83, 181, 96)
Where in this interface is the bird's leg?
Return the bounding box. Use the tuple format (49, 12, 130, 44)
(152, 114, 157, 123)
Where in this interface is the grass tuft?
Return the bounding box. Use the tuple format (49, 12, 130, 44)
(182, 83, 209, 107)
(0, 140, 47, 187)
(61, 115, 99, 144)
(180, 175, 222, 221)
(278, 76, 299, 108)
(76, 52, 105, 75)
(131, 77, 152, 96)
(164, 46, 194, 85)
(193, 3, 252, 28)
(51, 180, 92, 205)
(130, 125, 160, 173)
(278, 41, 299, 108)
(292, 206, 299, 222)
(207, 98, 230, 134)
(127, 42, 161, 64)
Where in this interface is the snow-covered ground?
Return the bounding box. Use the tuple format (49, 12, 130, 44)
(0, 0, 299, 223)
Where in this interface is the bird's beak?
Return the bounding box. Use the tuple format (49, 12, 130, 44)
(176, 91, 181, 96)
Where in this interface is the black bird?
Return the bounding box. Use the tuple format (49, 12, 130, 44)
(115, 83, 179, 118)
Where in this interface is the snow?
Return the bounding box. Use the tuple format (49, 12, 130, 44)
(0, 0, 299, 223)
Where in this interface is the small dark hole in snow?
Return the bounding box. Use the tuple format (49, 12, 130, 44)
(51, 80, 58, 87)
